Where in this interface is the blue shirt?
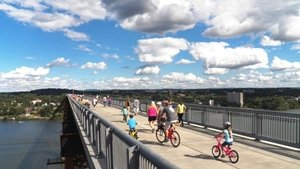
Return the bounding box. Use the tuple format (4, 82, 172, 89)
(127, 118, 137, 129)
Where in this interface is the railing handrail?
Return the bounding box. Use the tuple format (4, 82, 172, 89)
(66, 95, 179, 169)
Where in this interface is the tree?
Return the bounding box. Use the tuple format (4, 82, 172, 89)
(38, 106, 53, 117)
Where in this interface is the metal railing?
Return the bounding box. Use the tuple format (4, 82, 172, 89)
(66, 95, 179, 169)
(111, 98, 300, 149)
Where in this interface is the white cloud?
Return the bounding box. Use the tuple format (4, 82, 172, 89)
(1, 0, 300, 43)
(120, 0, 196, 34)
(25, 56, 34, 60)
(204, 68, 228, 75)
(33, 12, 81, 32)
(63, 29, 90, 41)
(0, 3, 82, 31)
(273, 14, 300, 42)
(135, 65, 160, 75)
(46, 57, 70, 67)
(270, 56, 300, 71)
(125, 55, 135, 61)
(161, 72, 205, 88)
(102, 0, 156, 20)
(275, 71, 300, 83)
(228, 70, 275, 87)
(291, 44, 300, 51)
(77, 45, 93, 52)
(189, 42, 269, 73)
(260, 35, 282, 46)
(1, 66, 49, 79)
(97, 76, 154, 89)
(121, 1, 194, 34)
(136, 37, 189, 65)
(195, 0, 300, 42)
(101, 53, 119, 59)
(176, 59, 195, 64)
(0, 1, 103, 41)
(200, 0, 267, 38)
(44, 0, 106, 22)
(226, 70, 300, 88)
(80, 62, 107, 70)
(7, 0, 48, 11)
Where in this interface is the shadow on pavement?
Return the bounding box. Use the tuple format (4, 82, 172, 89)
(184, 154, 215, 160)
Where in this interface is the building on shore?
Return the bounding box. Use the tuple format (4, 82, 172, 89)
(227, 92, 244, 107)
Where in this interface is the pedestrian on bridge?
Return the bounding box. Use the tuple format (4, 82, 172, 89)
(92, 97, 98, 108)
(125, 98, 131, 112)
(133, 97, 140, 115)
(156, 101, 165, 123)
(147, 101, 158, 133)
(176, 100, 186, 126)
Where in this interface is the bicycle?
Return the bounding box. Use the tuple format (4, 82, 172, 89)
(155, 122, 181, 147)
(128, 128, 138, 140)
(211, 136, 239, 163)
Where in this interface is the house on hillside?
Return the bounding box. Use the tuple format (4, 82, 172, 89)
(31, 99, 42, 105)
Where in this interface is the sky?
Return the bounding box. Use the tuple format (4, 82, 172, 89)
(0, 0, 300, 92)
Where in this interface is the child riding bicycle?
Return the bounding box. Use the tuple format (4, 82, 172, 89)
(127, 114, 138, 139)
(121, 106, 128, 122)
(215, 121, 233, 157)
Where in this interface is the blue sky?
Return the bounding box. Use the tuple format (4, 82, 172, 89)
(0, 0, 300, 92)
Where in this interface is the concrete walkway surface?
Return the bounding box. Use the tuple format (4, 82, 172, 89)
(92, 105, 300, 169)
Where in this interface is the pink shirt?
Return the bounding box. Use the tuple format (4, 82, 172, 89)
(147, 106, 157, 117)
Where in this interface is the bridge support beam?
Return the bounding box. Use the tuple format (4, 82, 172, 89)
(60, 98, 87, 169)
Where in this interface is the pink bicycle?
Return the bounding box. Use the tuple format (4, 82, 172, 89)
(212, 136, 239, 163)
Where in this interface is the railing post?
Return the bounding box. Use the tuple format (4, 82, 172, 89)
(106, 127, 113, 169)
(127, 145, 139, 169)
(255, 113, 262, 141)
(186, 107, 191, 125)
(203, 107, 208, 129)
(89, 113, 94, 143)
(82, 110, 85, 129)
(85, 111, 89, 136)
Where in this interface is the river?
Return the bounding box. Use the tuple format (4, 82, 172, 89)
(0, 120, 63, 169)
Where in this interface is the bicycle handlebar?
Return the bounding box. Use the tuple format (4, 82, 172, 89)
(214, 136, 223, 142)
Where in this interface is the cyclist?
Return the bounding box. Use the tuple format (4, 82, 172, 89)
(127, 114, 138, 137)
(215, 121, 233, 157)
(121, 106, 128, 123)
(162, 98, 177, 142)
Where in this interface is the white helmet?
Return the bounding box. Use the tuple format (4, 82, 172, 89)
(224, 121, 231, 128)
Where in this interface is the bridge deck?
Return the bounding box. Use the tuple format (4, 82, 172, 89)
(92, 105, 300, 169)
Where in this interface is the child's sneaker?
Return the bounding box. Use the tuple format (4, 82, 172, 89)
(221, 154, 225, 158)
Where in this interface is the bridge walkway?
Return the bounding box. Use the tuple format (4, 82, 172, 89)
(92, 105, 300, 169)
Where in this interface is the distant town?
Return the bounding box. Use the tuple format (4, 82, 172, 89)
(0, 87, 300, 120)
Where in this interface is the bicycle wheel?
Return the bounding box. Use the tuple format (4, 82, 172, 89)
(170, 131, 181, 147)
(134, 132, 138, 140)
(211, 145, 221, 158)
(156, 128, 166, 143)
(229, 150, 239, 163)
